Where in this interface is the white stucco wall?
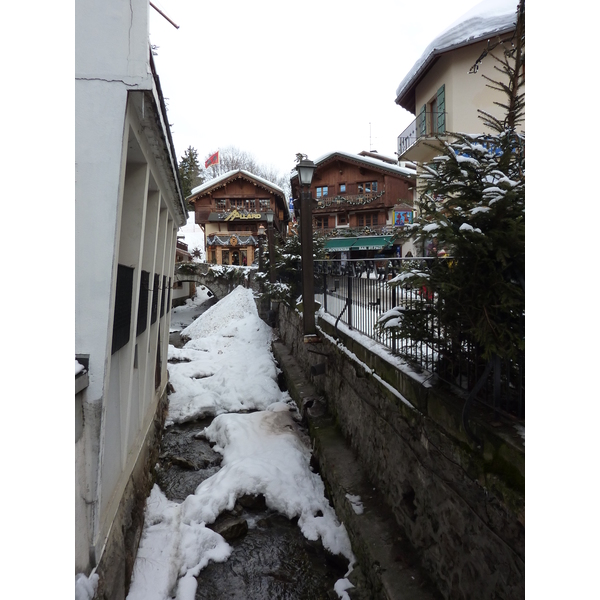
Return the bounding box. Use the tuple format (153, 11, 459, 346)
(75, 0, 186, 579)
(415, 41, 524, 137)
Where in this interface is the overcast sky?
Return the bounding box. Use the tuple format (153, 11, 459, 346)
(148, 0, 485, 179)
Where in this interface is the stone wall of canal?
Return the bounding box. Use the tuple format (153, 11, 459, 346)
(275, 303, 525, 600)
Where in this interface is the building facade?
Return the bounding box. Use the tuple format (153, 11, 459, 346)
(75, 0, 187, 596)
(395, 0, 522, 165)
(189, 169, 290, 266)
(290, 151, 416, 258)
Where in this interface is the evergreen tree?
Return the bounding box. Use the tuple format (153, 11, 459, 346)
(178, 146, 203, 205)
(258, 231, 327, 307)
(378, 1, 524, 374)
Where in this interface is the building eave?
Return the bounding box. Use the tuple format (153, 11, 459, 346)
(394, 25, 516, 114)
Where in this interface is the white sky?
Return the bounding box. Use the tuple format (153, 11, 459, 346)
(148, 0, 486, 177)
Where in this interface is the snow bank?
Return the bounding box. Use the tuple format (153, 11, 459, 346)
(167, 286, 280, 423)
(127, 285, 355, 599)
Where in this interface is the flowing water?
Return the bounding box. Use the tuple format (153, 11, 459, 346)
(163, 294, 351, 599)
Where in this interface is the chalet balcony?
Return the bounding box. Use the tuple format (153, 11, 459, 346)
(313, 224, 408, 238)
(316, 191, 385, 209)
(397, 111, 447, 160)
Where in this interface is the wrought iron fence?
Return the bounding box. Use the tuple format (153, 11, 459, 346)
(312, 258, 524, 420)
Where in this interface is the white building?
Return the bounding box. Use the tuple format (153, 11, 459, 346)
(75, 1, 187, 596)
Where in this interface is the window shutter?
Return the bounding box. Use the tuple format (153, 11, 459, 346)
(417, 104, 427, 137)
(436, 85, 445, 133)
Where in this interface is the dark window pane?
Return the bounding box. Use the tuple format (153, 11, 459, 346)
(160, 275, 166, 317)
(136, 270, 150, 336)
(151, 273, 159, 324)
(112, 264, 134, 354)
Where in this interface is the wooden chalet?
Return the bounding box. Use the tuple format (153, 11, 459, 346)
(189, 169, 290, 266)
(290, 151, 416, 257)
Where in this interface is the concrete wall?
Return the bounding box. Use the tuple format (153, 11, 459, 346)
(276, 303, 524, 600)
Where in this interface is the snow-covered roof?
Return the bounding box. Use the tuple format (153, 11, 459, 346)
(291, 150, 416, 181)
(190, 169, 286, 198)
(395, 0, 518, 110)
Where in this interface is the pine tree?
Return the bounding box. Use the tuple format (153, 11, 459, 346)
(378, 1, 525, 376)
(178, 146, 203, 204)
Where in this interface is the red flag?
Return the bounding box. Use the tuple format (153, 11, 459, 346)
(205, 151, 219, 168)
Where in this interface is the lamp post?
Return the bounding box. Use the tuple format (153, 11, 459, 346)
(296, 156, 317, 340)
(257, 223, 266, 274)
(266, 210, 276, 285)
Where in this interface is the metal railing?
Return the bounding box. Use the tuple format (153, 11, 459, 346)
(397, 111, 447, 156)
(312, 258, 524, 420)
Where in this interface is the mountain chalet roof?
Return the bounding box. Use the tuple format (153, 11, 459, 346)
(291, 150, 416, 180)
(395, 0, 519, 111)
(190, 169, 286, 199)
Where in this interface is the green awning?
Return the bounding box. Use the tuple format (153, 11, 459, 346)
(352, 235, 394, 250)
(325, 235, 395, 252)
(324, 237, 358, 252)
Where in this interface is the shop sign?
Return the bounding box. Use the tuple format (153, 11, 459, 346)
(394, 210, 413, 227)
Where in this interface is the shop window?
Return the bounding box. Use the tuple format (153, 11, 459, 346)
(112, 264, 134, 354)
(222, 250, 230, 265)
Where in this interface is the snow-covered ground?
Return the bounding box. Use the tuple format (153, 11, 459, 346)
(125, 286, 356, 600)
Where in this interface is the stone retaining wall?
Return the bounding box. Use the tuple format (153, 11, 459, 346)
(276, 304, 524, 600)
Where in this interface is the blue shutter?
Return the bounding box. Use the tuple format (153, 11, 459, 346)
(436, 85, 445, 134)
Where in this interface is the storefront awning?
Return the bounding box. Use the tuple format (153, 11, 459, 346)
(325, 235, 395, 252)
(324, 237, 358, 252)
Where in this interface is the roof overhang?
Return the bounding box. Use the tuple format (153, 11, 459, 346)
(395, 26, 516, 114)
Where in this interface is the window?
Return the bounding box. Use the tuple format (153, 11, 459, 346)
(357, 213, 379, 227)
(160, 275, 166, 317)
(419, 84, 445, 136)
(112, 264, 134, 354)
(136, 270, 150, 336)
(315, 216, 329, 229)
(340, 183, 346, 193)
(151, 273, 159, 324)
(216, 199, 226, 211)
(316, 186, 329, 198)
(337, 214, 348, 226)
(167, 278, 171, 313)
(259, 199, 270, 211)
(358, 181, 377, 194)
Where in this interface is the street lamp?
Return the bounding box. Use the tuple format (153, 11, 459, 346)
(296, 156, 318, 340)
(257, 223, 266, 273)
(266, 210, 276, 285)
